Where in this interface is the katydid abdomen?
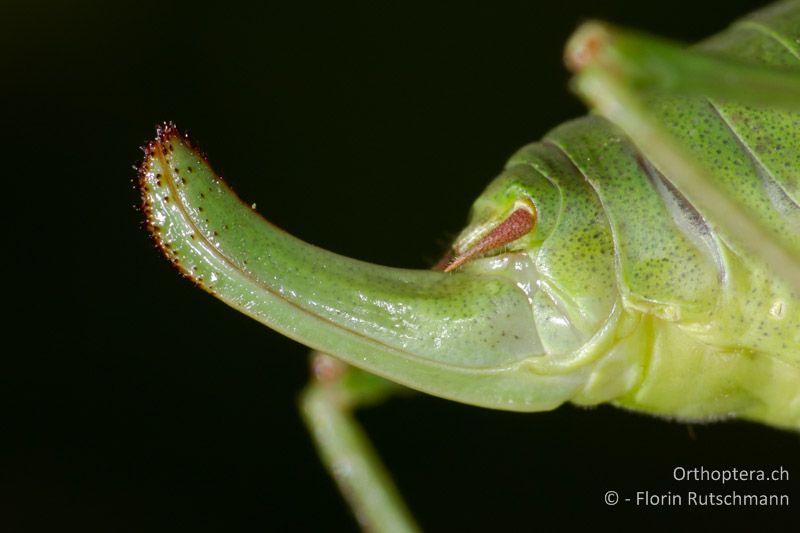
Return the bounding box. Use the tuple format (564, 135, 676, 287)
(453, 2, 800, 427)
(466, 110, 799, 428)
(139, 0, 800, 435)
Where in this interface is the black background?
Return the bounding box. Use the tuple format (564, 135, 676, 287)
(4, 0, 798, 531)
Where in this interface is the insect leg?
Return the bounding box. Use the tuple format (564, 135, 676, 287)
(299, 353, 420, 533)
(565, 21, 800, 291)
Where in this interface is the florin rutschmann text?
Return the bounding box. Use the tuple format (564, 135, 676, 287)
(628, 490, 788, 507)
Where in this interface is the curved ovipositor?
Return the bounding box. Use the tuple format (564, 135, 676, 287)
(139, 125, 588, 412)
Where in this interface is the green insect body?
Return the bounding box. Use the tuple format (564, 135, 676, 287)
(139, 3, 799, 529)
(459, 114, 799, 428)
(454, 2, 800, 425)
